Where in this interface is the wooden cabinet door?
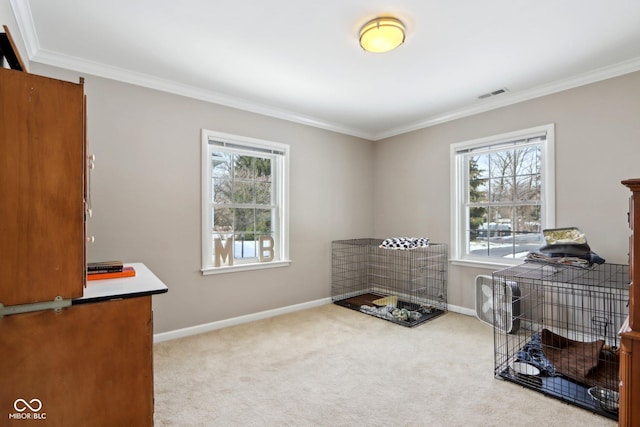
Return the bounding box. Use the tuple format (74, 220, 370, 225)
(0, 69, 85, 306)
(0, 297, 154, 426)
(619, 332, 640, 427)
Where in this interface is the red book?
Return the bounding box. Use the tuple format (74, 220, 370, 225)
(87, 266, 136, 281)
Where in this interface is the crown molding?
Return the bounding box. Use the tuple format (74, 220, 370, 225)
(30, 48, 374, 140)
(34, 44, 638, 142)
(372, 56, 640, 140)
(8, 0, 38, 59)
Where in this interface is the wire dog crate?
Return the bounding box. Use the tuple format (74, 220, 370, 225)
(492, 262, 629, 420)
(331, 239, 447, 327)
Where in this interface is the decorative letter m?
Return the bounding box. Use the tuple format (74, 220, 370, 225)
(214, 237, 234, 267)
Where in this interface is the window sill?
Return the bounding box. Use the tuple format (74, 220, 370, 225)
(201, 260, 292, 275)
(449, 258, 523, 270)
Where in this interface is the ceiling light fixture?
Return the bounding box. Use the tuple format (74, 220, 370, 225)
(359, 17, 405, 53)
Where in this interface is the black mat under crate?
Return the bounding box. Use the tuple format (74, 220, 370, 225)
(497, 368, 618, 421)
(334, 293, 445, 327)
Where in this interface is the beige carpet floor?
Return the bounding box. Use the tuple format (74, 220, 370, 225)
(153, 304, 616, 427)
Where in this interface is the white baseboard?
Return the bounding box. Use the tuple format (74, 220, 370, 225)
(153, 298, 475, 343)
(153, 297, 332, 343)
(446, 303, 476, 317)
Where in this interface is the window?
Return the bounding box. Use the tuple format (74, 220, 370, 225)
(450, 124, 555, 267)
(201, 129, 290, 274)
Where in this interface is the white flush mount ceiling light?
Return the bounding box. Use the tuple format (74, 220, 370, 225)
(359, 17, 405, 53)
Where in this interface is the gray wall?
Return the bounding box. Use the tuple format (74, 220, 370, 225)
(79, 76, 374, 333)
(16, 58, 375, 333)
(372, 71, 640, 310)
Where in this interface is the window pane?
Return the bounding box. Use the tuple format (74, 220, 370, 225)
(255, 158, 271, 179)
(472, 154, 490, 180)
(491, 207, 513, 235)
(468, 206, 487, 240)
(470, 180, 489, 202)
(515, 175, 540, 201)
(233, 180, 255, 203)
(255, 208, 272, 235)
(514, 205, 542, 235)
(234, 155, 256, 179)
(234, 233, 256, 259)
(234, 208, 255, 237)
(489, 177, 514, 203)
(213, 206, 233, 232)
(468, 205, 487, 255)
(213, 178, 232, 203)
(486, 206, 514, 259)
(255, 181, 272, 204)
(489, 151, 512, 178)
(515, 146, 540, 176)
(211, 152, 231, 179)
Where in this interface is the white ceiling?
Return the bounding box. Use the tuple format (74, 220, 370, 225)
(9, 0, 640, 140)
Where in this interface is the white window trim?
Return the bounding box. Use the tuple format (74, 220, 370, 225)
(200, 129, 291, 275)
(449, 124, 555, 268)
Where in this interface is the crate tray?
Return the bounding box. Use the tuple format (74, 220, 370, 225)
(334, 292, 445, 327)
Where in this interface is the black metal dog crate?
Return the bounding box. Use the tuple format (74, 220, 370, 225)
(331, 239, 447, 327)
(492, 262, 629, 420)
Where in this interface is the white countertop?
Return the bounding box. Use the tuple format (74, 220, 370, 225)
(75, 262, 168, 304)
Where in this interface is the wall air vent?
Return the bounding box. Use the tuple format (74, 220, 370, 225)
(478, 88, 509, 100)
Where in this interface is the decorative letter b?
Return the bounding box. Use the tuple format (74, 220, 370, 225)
(259, 236, 275, 262)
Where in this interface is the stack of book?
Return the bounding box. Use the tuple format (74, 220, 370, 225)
(87, 261, 136, 281)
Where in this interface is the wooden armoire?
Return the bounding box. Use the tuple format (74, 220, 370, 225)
(0, 66, 160, 425)
(619, 178, 640, 426)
